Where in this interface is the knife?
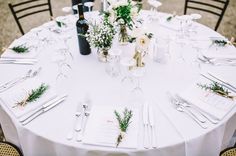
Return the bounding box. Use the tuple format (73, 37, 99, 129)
(20, 94, 67, 125)
(200, 74, 236, 93)
(143, 102, 150, 149)
(148, 105, 157, 148)
(207, 72, 236, 92)
(0, 60, 37, 65)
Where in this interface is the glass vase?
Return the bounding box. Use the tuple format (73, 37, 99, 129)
(118, 24, 129, 45)
(97, 48, 109, 62)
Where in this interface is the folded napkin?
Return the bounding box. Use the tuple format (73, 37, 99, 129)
(178, 78, 236, 120)
(0, 78, 56, 118)
(83, 105, 139, 149)
(1, 38, 39, 59)
(203, 44, 236, 60)
(159, 15, 183, 31)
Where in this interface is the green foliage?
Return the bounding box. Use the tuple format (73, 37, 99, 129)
(197, 82, 233, 99)
(11, 45, 29, 53)
(14, 83, 49, 107)
(212, 40, 228, 46)
(114, 108, 133, 147)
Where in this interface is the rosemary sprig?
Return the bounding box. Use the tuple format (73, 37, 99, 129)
(197, 82, 234, 99)
(11, 45, 29, 53)
(13, 83, 49, 108)
(114, 108, 133, 147)
(56, 21, 66, 27)
(212, 39, 228, 47)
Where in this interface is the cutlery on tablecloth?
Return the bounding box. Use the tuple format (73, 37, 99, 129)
(0, 58, 38, 65)
(175, 95, 219, 124)
(76, 100, 90, 142)
(200, 73, 236, 93)
(148, 105, 157, 148)
(66, 103, 82, 140)
(167, 93, 208, 129)
(207, 73, 236, 92)
(19, 94, 67, 125)
(143, 102, 150, 149)
(0, 67, 42, 93)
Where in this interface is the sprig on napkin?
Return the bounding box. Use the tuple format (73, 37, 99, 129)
(114, 108, 133, 147)
(197, 82, 234, 99)
(212, 39, 228, 47)
(13, 83, 49, 108)
(11, 45, 29, 53)
(56, 21, 66, 27)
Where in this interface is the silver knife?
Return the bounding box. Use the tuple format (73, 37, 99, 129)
(143, 102, 150, 149)
(20, 94, 67, 125)
(207, 72, 236, 91)
(200, 74, 236, 93)
(148, 105, 157, 148)
(0, 60, 37, 65)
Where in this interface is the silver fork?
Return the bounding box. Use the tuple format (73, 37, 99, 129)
(0, 67, 41, 93)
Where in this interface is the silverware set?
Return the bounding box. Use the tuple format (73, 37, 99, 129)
(200, 73, 236, 93)
(197, 55, 236, 66)
(167, 92, 220, 129)
(0, 67, 42, 93)
(66, 98, 90, 142)
(143, 102, 157, 149)
(19, 94, 67, 125)
(0, 58, 38, 65)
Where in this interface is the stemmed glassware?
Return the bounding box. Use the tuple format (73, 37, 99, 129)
(131, 67, 145, 94)
(106, 48, 122, 77)
(120, 57, 136, 84)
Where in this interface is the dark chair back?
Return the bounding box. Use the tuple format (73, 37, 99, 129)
(8, 0, 53, 35)
(0, 141, 23, 156)
(184, 0, 229, 31)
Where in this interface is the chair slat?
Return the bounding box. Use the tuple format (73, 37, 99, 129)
(188, 0, 224, 10)
(187, 6, 221, 16)
(12, 0, 42, 7)
(15, 3, 49, 13)
(18, 9, 50, 19)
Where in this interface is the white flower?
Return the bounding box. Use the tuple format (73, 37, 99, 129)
(130, 27, 144, 38)
(136, 34, 150, 51)
(131, 7, 139, 18)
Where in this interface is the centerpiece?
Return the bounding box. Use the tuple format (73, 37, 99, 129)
(85, 17, 116, 62)
(106, 0, 141, 44)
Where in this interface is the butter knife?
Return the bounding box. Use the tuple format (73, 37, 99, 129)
(148, 105, 157, 148)
(20, 94, 67, 125)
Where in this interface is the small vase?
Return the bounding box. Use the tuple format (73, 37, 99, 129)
(97, 48, 109, 62)
(118, 24, 129, 45)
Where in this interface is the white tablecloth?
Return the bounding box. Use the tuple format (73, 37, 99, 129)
(0, 11, 236, 156)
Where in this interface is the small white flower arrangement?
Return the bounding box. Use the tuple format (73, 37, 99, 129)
(85, 20, 116, 49)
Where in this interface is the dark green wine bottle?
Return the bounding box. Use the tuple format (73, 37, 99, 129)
(76, 0, 91, 55)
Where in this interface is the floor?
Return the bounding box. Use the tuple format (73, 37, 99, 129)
(0, 0, 236, 141)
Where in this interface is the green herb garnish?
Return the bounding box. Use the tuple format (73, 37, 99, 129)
(11, 45, 29, 53)
(212, 40, 228, 47)
(13, 83, 49, 108)
(56, 21, 66, 27)
(197, 82, 234, 99)
(166, 16, 172, 21)
(114, 108, 133, 147)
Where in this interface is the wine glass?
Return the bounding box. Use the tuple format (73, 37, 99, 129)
(106, 48, 122, 77)
(131, 67, 145, 94)
(120, 57, 136, 84)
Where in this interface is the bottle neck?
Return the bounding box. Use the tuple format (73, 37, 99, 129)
(78, 3, 84, 19)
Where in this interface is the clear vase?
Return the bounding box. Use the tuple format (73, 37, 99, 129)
(118, 24, 129, 45)
(97, 48, 109, 62)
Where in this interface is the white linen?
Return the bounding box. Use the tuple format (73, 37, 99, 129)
(1, 37, 39, 59)
(203, 45, 236, 59)
(0, 10, 235, 156)
(83, 105, 139, 149)
(178, 81, 236, 120)
(0, 78, 56, 118)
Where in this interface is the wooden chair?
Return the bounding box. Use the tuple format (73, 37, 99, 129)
(8, 0, 53, 35)
(0, 141, 23, 156)
(184, 0, 229, 31)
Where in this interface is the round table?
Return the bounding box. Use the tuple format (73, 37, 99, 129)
(0, 10, 236, 156)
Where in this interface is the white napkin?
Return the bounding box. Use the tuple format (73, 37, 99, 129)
(0, 78, 56, 118)
(178, 79, 236, 120)
(83, 105, 139, 149)
(203, 45, 236, 60)
(1, 38, 39, 59)
(160, 15, 181, 31)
